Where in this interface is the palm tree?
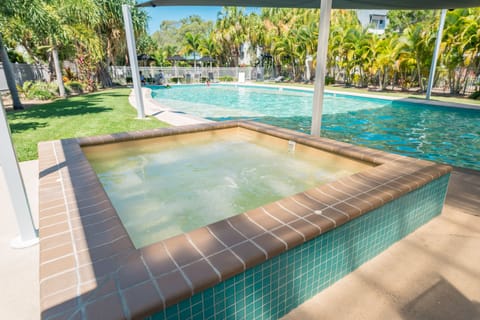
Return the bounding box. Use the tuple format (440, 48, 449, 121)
(458, 8, 480, 94)
(295, 20, 318, 81)
(0, 0, 49, 108)
(398, 22, 435, 91)
(0, 34, 22, 109)
(1, 0, 148, 93)
(273, 35, 296, 79)
(183, 32, 201, 70)
(442, 8, 480, 94)
(199, 35, 219, 68)
(216, 7, 247, 67)
(374, 36, 401, 90)
(328, 10, 363, 85)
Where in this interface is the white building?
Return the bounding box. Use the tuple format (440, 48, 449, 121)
(356, 10, 389, 34)
(239, 42, 252, 66)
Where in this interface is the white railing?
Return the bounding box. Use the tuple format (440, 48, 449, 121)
(109, 66, 263, 84)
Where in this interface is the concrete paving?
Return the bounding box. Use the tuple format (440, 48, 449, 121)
(0, 160, 479, 320)
(0, 160, 39, 320)
(129, 87, 214, 126)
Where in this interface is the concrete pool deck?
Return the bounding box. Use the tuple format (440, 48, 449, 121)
(129, 87, 213, 126)
(1, 159, 479, 319)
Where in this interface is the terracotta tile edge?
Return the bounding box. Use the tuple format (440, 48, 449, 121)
(38, 121, 453, 318)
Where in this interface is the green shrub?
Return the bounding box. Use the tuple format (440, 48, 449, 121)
(28, 88, 55, 100)
(468, 91, 480, 100)
(65, 80, 84, 94)
(325, 76, 335, 85)
(219, 76, 235, 82)
(170, 77, 184, 83)
(19, 81, 58, 100)
(7, 50, 24, 63)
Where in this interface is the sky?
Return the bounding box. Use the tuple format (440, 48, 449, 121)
(143, 5, 260, 34)
(144, 6, 222, 34)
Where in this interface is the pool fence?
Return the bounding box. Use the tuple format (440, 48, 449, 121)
(0, 63, 50, 91)
(109, 65, 264, 84)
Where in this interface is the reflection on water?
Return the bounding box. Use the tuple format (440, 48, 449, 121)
(151, 85, 480, 171)
(255, 104, 480, 171)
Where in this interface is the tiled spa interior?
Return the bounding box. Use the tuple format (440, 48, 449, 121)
(38, 121, 451, 319)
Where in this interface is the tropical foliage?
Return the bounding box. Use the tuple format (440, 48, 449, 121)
(2, 4, 480, 95)
(0, 0, 148, 92)
(151, 7, 480, 93)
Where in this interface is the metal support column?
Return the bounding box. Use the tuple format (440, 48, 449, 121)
(310, 0, 332, 136)
(426, 9, 447, 100)
(122, 4, 145, 118)
(0, 98, 38, 248)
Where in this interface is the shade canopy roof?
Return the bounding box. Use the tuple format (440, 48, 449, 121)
(138, 53, 155, 61)
(199, 56, 216, 62)
(167, 54, 186, 61)
(137, 0, 479, 9)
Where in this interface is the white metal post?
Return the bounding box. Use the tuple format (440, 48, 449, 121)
(310, 0, 332, 136)
(0, 98, 38, 248)
(122, 4, 145, 118)
(426, 9, 447, 100)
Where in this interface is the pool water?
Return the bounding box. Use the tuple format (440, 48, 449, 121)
(83, 128, 371, 248)
(151, 85, 480, 171)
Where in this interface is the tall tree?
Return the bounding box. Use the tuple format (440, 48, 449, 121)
(216, 7, 247, 67)
(398, 22, 435, 91)
(199, 35, 219, 68)
(0, 0, 50, 108)
(0, 34, 22, 109)
(386, 10, 436, 33)
(441, 8, 480, 94)
(183, 32, 202, 70)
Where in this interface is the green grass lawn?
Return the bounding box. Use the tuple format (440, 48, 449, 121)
(7, 88, 169, 161)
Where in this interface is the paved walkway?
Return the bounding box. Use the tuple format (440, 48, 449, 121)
(1, 162, 478, 319)
(0, 161, 39, 320)
(129, 87, 214, 126)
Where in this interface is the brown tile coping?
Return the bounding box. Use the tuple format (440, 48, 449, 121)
(38, 121, 452, 319)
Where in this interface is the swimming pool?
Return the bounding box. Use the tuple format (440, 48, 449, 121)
(150, 84, 480, 171)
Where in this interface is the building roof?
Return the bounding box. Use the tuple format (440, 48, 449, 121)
(137, 0, 480, 9)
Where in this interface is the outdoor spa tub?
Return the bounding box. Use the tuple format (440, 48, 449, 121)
(38, 121, 451, 319)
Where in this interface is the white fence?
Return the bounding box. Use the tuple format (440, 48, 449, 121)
(0, 63, 50, 91)
(109, 66, 264, 84)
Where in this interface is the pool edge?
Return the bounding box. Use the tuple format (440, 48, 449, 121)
(37, 121, 452, 319)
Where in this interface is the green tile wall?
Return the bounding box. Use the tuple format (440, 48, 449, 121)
(148, 174, 450, 320)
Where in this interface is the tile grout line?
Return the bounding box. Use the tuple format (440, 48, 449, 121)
(205, 226, 247, 271)
(185, 234, 222, 281)
(160, 242, 195, 295)
(290, 196, 337, 227)
(243, 212, 288, 250)
(226, 220, 269, 259)
(310, 188, 351, 219)
(261, 207, 306, 244)
(140, 255, 167, 310)
(50, 141, 82, 300)
(69, 214, 118, 230)
(275, 202, 322, 233)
